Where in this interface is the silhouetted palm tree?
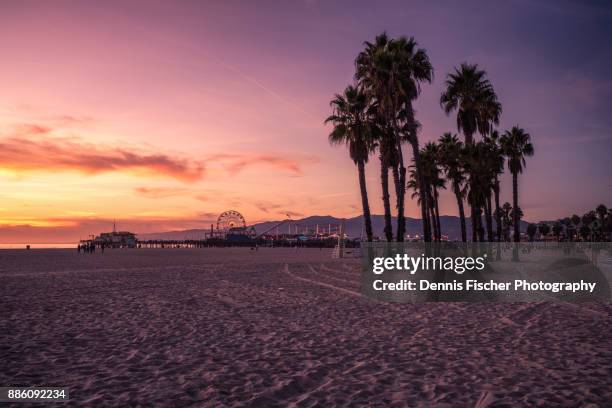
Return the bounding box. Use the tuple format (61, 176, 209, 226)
(605, 209, 612, 240)
(326, 85, 376, 241)
(377, 125, 396, 241)
(539, 223, 550, 238)
(582, 211, 597, 241)
(579, 225, 591, 241)
(560, 217, 571, 241)
(483, 131, 504, 241)
(501, 202, 513, 241)
(440, 63, 502, 242)
(438, 133, 467, 242)
(461, 141, 490, 241)
(527, 223, 537, 241)
(406, 167, 429, 239)
(500, 126, 534, 242)
(596, 204, 608, 240)
(356, 33, 433, 241)
(440, 63, 502, 145)
(420, 142, 446, 241)
(552, 222, 563, 241)
(571, 214, 581, 241)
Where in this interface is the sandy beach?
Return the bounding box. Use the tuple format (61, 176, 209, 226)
(1, 248, 611, 407)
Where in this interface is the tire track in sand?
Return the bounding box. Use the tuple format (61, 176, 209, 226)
(283, 263, 365, 299)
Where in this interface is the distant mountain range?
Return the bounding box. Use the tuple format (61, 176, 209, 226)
(137, 215, 529, 241)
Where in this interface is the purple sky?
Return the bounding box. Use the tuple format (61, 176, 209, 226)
(0, 0, 611, 241)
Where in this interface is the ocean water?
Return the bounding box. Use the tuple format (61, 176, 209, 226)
(0, 243, 76, 249)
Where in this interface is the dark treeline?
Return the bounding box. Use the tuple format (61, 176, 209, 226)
(327, 33, 538, 243)
(525, 204, 611, 242)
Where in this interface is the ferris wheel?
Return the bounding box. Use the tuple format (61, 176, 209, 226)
(217, 210, 247, 231)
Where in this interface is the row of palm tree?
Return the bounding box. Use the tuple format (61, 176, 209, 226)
(526, 204, 611, 242)
(407, 127, 533, 242)
(326, 33, 534, 242)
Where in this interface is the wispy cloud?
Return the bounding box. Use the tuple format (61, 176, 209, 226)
(208, 153, 319, 176)
(134, 186, 192, 198)
(0, 125, 204, 182)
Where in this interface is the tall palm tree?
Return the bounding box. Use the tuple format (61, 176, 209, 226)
(461, 141, 489, 241)
(440, 63, 502, 145)
(420, 142, 445, 241)
(483, 131, 504, 241)
(440, 63, 502, 242)
(377, 125, 396, 242)
(326, 85, 376, 241)
(356, 33, 433, 242)
(407, 167, 432, 240)
(438, 133, 467, 242)
(500, 126, 534, 242)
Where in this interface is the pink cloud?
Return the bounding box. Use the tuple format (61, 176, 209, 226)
(0, 125, 204, 182)
(209, 153, 319, 176)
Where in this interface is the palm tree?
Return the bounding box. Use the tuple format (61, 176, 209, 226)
(356, 33, 433, 242)
(440, 63, 502, 242)
(582, 211, 597, 241)
(326, 85, 376, 241)
(440, 63, 502, 145)
(438, 133, 467, 241)
(407, 160, 444, 242)
(500, 126, 534, 242)
(501, 202, 513, 241)
(527, 223, 537, 241)
(539, 223, 550, 238)
(571, 214, 581, 241)
(377, 125, 396, 242)
(461, 141, 489, 241)
(510, 207, 523, 242)
(552, 222, 563, 241)
(483, 131, 504, 241)
(605, 209, 612, 241)
(596, 204, 608, 241)
(406, 167, 430, 239)
(420, 142, 446, 241)
(560, 217, 571, 241)
(579, 225, 591, 241)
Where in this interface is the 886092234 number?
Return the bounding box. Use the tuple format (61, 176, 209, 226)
(0, 387, 69, 402)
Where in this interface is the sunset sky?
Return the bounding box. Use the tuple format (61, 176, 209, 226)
(1, 0, 611, 242)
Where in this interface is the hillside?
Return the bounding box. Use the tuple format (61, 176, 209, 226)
(137, 215, 529, 241)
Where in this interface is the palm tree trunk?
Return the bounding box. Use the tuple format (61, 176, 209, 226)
(434, 188, 442, 241)
(397, 164, 407, 241)
(429, 192, 438, 241)
(391, 163, 405, 241)
(392, 164, 400, 205)
(453, 180, 467, 242)
(380, 157, 393, 242)
(470, 201, 478, 242)
(485, 191, 494, 242)
(409, 138, 431, 242)
(494, 178, 501, 242)
(478, 206, 485, 242)
(512, 172, 520, 242)
(357, 160, 373, 242)
(403, 105, 429, 242)
(391, 137, 406, 242)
